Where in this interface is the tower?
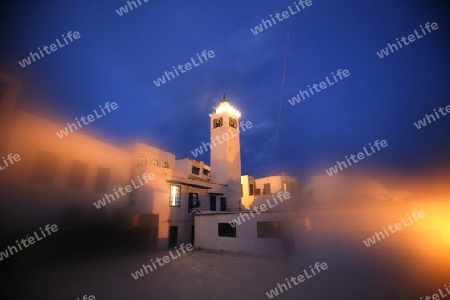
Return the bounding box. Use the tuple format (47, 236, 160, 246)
(210, 94, 241, 211)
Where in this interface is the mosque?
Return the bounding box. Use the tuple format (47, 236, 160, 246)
(0, 72, 298, 253)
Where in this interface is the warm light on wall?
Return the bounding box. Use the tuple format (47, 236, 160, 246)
(215, 101, 241, 118)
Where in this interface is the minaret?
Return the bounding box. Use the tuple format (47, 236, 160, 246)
(210, 94, 241, 211)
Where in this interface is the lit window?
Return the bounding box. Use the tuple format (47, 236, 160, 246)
(283, 183, 288, 192)
(218, 223, 236, 237)
(213, 117, 223, 129)
(229, 117, 237, 129)
(257, 222, 281, 238)
(305, 217, 312, 231)
(151, 159, 159, 166)
(164, 162, 169, 168)
(170, 185, 181, 207)
(192, 166, 200, 175)
(139, 156, 147, 166)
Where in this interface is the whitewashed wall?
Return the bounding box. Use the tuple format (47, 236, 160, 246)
(194, 211, 294, 256)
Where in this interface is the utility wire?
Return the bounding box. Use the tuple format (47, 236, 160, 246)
(269, 19, 292, 175)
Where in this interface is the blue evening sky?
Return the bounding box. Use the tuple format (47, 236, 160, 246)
(0, 0, 449, 180)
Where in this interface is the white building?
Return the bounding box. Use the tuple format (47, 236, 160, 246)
(193, 98, 300, 256)
(241, 174, 299, 210)
(194, 211, 296, 257)
(0, 72, 298, 252)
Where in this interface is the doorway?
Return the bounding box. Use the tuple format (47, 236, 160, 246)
(168, 226, 178, 248)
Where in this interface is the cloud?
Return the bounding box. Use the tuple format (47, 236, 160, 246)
(301, 173, 411, 205)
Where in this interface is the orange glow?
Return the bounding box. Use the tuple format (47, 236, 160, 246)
(413, 201, 450, 246)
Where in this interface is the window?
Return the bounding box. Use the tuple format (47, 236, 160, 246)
(229, 117, 237, 129)
(94, 167, 110, 193)
(30, 151, 59, 185)
(305, 217, 312, 231)
(264, 183, 271, 195)
(203, 169, 210, 176)
(164, 162, 170, 168)
(170, 185, 181, 207)
(192, 166, 200, 175)
(257, 222, 281, 238)
(249, 183, 254, 196)
(67, 160, 88, 189)
(209, 195, 216, 211)
(139, 156, 147, 166)
(255, 188, 261, 195)
(213, 117, 223, 129)
(218, 223, 236, 237)
(283, 182, 288, 192)
(220, 197, 227, 211)
(188, 193, 199, 213)
(151, 159, 159, 166)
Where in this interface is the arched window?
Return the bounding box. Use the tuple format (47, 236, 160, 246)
(138, 156, 147, 166)
(151, 159, 159, 166)
(164, 162, 169, 168)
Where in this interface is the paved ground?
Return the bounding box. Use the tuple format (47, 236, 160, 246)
(3, 244, 449, 300)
